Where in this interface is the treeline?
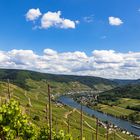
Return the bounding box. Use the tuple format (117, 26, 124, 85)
(127, 105, 140, 112)
(99, 84, 140, 101)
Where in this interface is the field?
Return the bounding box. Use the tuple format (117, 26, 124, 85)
(93, 97, 140, 125)
(97, 104, 134, 117)
(118, 98, 140, 108)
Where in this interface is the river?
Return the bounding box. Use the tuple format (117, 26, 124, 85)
(58, 96, 140, 136)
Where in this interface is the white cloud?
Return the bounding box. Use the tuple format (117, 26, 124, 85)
(92, 50, 123, 63)
(44, 48, 57, 56)
(26, 8, 42, 21)
(26, 9, 78, 29)
(109, 16, 123, 26)
(0, 49, 140, 79)
(41, 11, 77, 29)
(0, 51, 9, 62)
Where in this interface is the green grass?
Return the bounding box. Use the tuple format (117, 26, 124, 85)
(97, 104, 134, 117)
(118, 98, 140, 108)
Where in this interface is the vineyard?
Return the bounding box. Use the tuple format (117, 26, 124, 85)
(0, 76, 138, 139)
(0, 99, 73, 140)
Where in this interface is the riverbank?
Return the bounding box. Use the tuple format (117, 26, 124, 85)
(72, 94, 140, 125)
(58, 96, 140, 137)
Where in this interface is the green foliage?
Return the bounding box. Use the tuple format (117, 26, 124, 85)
(128, 112, 140, 123)
(0, 99, 37, 140)
(127, 105, 140, 112)
(38, 127, 73, 140)
(0, 99, 74, 140)
(33, 115, 40, 121)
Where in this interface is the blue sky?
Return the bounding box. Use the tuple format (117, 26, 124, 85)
(0, 0, 140, 54)
(0, 0, 140, 79)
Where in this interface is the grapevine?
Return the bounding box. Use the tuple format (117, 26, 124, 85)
(0, 99, 74, 140)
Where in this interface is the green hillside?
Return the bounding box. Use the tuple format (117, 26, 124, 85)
(97, 84, 140, 124)
(0, 69, 135, 140)
(99, 84, 140, 101)
(0, 69, 117, 92)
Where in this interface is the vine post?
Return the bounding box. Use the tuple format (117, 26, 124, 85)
(80, 102, 83, 140)
(48, 84, 52, 140)
(46, 104, 49, 124)
(7, 79, 11, 100)
(67, 115, 70, 133)
(106, 122, 109, 140)
(95, 118, 98, 140)
(113, 130, 116, 140)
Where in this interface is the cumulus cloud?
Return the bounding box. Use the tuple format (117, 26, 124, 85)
(0, 49, 140, 79)
(41, 11, 77, 29)
(26, 9, 78, 29)
(92, 50, 123, 63)
(26, 8, 42, 21)
(109, 16, 123, 26)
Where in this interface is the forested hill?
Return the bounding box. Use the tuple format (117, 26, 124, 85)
(99, 83, 140, 101)
(0, 69, 117, 92)
(113, 79, 140, 86)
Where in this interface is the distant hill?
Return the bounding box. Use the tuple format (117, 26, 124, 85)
(0, 69, 117, 92)
(99, 83, 140, 101)
(112, 79, 140, 86)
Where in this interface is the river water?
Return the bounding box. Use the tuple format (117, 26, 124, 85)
(58, 96, 140, 136)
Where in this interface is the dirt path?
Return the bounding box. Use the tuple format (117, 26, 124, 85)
(116, 133, 127, 140)
(84, 120, 96, 131)
(64, 108, 76, 119)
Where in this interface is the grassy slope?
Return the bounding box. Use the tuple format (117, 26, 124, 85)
(0, 81, 134, 140)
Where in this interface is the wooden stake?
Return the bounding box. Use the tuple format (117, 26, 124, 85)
(106, 122, 109, 140)
(0, 97, 1, 106)
(55, 117, 58, 133)
(113, 130, 115, 140)
(48, 84, 52, 140)
(95, 118, 98, 140)
(46, 104, 49, 124)
(68, 116, 70, 133)
(80, 103, 83, 140)
(7, 79, 11, 100)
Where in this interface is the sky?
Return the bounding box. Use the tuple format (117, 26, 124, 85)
(0, 0, 140, 79)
